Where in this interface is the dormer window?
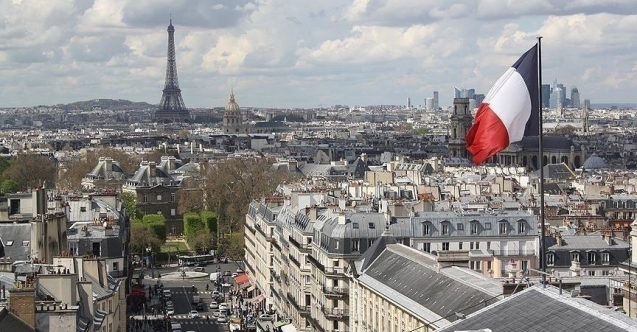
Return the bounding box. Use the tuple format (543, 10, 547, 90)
(441, 222, 450, 235)
(470, 221, 479, 235)
(601, 252, 610, 265)
(498, 222, 507, 235)
(570, 252, 580, 262)
(517, 221, 526, 234)
(587, 251, 596, 265)
(546, 253, 555, 266)
(423, 223, 431, 236)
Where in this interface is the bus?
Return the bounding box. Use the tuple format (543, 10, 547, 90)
(178, 254, 215, 266)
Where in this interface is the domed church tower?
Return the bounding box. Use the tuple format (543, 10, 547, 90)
(223, 91, 245, 134)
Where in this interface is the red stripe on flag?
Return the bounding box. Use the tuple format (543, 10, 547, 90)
(466, 103, 510, 165)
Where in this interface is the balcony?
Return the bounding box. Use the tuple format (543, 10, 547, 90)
(490, 248, 535, 256)
(323, 286, 349, 297)
(321, 306, 349, 319)
(326, 330, 350, 332)
(289, 254, 301, 267)
(307, 316, 326, 332)
(287, 292, 310, 314)
(307, 254, 326, 273)
(281, 271, 290, 286)
(325, 266, 346, 276)
(289, 236, 311, 252)
(245, 223, 256, 235)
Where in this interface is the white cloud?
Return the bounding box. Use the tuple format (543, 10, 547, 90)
(0, 0, 635, 107)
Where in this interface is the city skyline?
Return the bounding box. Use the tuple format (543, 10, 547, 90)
(0, 0, 636, 108)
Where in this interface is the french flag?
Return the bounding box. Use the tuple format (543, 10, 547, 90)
(466, 44, 539, 165)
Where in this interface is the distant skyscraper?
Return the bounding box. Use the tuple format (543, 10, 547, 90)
(454, 87, 461, 98)
(541, 84, 551, 108)
(571, 86, 581, 109)
(407, 97, 411, 108)
(433, 91, 439, 110)
(550, 86, 564, 111)
(557, 83, 566, 107)
(467, 88, 475, 100)
(474, 94, 485, 105)
(582, 99, 590, 133)
(425, 98, 434, 111)
(154, 19, 190, 122)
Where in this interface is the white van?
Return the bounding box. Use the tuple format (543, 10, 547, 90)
(210, 272, 220, 283)
(171, 322, 182, 331)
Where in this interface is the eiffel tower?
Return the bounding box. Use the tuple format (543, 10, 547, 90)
(153, 19, 191, 122)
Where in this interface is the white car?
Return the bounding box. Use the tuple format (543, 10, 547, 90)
(163, 289, 171, 299)
(236, 268, 244, 273)
(209, 301, 219, 309)
(188, 310, 200, 319)
(211, 290, 220, 297)
(218, 302, 229, 311)
(217, 314, 228, 323)
(259, 314, 274, 321)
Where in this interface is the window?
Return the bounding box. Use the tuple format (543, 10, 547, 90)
(69, 242, 79, 256)
(5, 240, 13, 246)
(113, 262, 119, 271)
(457, 223, 464, 231)
(518, 222, 526, 234)
(423, 243, 431, 253)
(352, 240, 360, 252)
(601, 252, 610, 265)
(170, 193, 175, 202)
(499, 222, 507, 235)
(353, 223, 359, 229)
(170, 208, 176, 216)
(587, 270, 595, 276)
(487, 261, 492, 271)
(157, 193, 162, 201)
(423, 223, 431, 235)
(142, 194, 148, 203)
(442, 242, 450, 251)
(369, 223, 375, 229)
(470, 222, 479, 235)
(486, 241, 491, 250)
(80, 206, 87, 212)
(459, 242, 463, 250)
(442, 223, 450, 235)
(547, 253, 555, 266)
(571, 252, 580, 262)
(485, 222, 492, 230)
(522, 260, 528, 272)
(470, 261, 481, 271)
(368, 239, 374, 247)
(335, 241, 339, 249)
(22, 240, 29, 246)
(588, 252, 596, 265)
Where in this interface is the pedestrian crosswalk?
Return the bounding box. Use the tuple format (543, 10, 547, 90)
(130, 315, 225, 323)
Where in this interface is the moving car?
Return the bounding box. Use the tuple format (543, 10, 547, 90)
(209, 301, 219, 309)
(217, 314, 228, 323)
(188, 310, 200, 319)
(163, 289, 172, 299)
(218, 302, 229, 311)
(194, 267, 205, 272)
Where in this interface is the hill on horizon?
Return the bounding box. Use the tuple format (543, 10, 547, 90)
(53, 99, 156, 111)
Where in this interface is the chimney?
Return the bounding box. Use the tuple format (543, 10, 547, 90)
(168, 156, 176, 170)
(337, 212, 346, 225)
(603, 231, 613, 246)
(569, 260, 582, 277)
(9, 283, 36, 328)
(104, 222, 113, 236)
(149, 162, 157, 177)
(556, 232, 563, 246)
(104, 157, 113, 172)
(306, 206, 318, 221)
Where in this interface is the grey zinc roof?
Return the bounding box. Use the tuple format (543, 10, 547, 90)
(437, 285, 637, 332)
(357, 227, 397, 272)
(0, 308, 36, 332)
(359, 244, 499, 325)
(548, 234, 629, 250)
(0, 223, 32, 261)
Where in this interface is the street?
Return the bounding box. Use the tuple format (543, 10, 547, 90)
(130, 261, 244, 332)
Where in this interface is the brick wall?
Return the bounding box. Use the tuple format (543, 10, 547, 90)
(9, 286, 36, 327)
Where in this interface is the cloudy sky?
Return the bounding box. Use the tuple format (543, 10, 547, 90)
(0, 0, 636, 109)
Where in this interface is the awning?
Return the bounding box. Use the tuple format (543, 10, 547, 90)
(234, 274, 249, 285)
(240, 282, 252, 289)
(250, 294, 265, 303)
(246, 285, 256, 293)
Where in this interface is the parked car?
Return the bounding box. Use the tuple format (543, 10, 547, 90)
(209, 301, 219, 309)
(258, 314, 274, 321)
(218, 303, 228, 311)
(194, 267, 205, 272)
(188, 310, 200, 319)
(211, 290, 220, 297)
(236, 268, 244, 273)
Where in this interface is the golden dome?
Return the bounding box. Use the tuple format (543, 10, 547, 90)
(225, 91, 240, 112)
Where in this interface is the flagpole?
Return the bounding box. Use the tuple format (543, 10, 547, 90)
(537, 36, 547, 287)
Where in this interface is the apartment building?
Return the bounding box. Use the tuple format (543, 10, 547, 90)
(407, 207, 539, 278)
(349, 230, 502, 332)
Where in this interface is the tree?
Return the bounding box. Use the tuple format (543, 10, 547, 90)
(3, 153, 56, 190)
(177, 189, 205, 214)
(221, 233, 245, 260)
(130, 222, 163, 255)
(201, 211, 218, 234)
(141, 214, 167, 241)
(0, 179, 19, 193)
(190, 232, 213, 254)
(121, 192, 142, 220)
(183, 213, 206, 244)
(554, 125, 577, 136)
